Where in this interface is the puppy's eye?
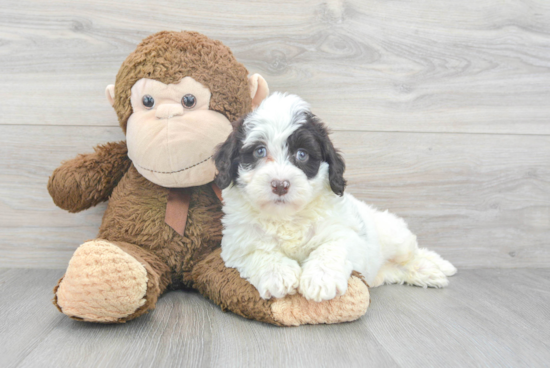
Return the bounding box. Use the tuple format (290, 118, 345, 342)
(253, 146, 267, 159)
(142, 95, 155, 109)
(296, 149, 309, 162)
(182, 94, 196, 109)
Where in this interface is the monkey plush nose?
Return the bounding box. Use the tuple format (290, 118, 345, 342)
(155, 104, 184, 119)
(271, 180, 290, 196)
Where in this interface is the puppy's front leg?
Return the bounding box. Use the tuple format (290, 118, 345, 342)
(238, 250, 302, 300)
(299, 242, 354, 302)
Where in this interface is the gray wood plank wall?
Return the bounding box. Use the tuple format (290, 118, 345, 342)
(1, 0, 549, 269)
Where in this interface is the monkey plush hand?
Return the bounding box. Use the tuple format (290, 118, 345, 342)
(48, 31, 369, 325)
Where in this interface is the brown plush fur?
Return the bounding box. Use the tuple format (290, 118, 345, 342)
(112, 241, 172, 321)
(114, 31, 252, 133)
(49, 31, 369, 325)
(49, 31, 275, 323)
(98, 165, 223, 289)
(192, 248, 282, 326)
(48, 141, 131, 213)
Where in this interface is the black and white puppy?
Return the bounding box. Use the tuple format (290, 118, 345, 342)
(214, 93, 456, 301)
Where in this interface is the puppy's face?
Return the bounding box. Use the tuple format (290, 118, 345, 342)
(214, 93, 346, 216)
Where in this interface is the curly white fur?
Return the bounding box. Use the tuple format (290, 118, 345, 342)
(220, 93, 457, 301)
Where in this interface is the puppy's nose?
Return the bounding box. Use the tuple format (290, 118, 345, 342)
(271, 180, 290, 196)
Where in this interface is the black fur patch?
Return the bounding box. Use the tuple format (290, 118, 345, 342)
(213, 116, 247, 190)
(287, 121, 323, 179)
(214, 112, 347, 196)
(287, 113, 347, 195)
(239, 142, 264, 170)
(214, 115, 267, 189)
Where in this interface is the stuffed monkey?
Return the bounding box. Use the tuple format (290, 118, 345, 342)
(48, 31, 370, 325)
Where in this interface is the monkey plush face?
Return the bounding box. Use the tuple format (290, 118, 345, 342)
(105, 31, 268, 188)
(124, 77, 232, 187)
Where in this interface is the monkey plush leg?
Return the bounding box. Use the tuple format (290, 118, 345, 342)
(192, 249, 370, 326)
(53, 239, 171, 323)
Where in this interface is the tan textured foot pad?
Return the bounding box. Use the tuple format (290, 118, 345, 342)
(55, 240, 148, 322)
(270, 275, 370, 326)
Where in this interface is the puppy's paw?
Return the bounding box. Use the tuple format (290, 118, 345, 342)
(299, 264, 349, 302)
(437, 259, 457, 277)
(254, 259, 302, 299)
(409, 258, 449, 288)
(418, 249, 457, 277)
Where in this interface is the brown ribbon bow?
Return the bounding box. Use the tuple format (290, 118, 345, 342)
(164, 183, 223, 236)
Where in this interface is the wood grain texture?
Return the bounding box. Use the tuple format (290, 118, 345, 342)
(334, 130, 550, 269)
(0, 269, 66, 368)
(0, 125, 123, 269)
(0, 0, 549, 268)
(0, 0, 549, 134)
(367, 268, 550, 368)
(1, 125, 548, 269)
(1, 268, 549, 368)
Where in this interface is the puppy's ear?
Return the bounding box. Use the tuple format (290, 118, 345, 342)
(324, 137, 347, 196)
(310, 114, 347, 196)
(214, 117, 245, 190)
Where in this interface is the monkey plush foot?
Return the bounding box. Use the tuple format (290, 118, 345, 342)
(192, 249, 370, 326)
(54, 239, 169, 323)
(270, 272, 370, 326)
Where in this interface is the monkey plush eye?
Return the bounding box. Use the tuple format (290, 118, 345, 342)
(296, 149, 309, 162)
(253, 146, 267, 159)
(182, 94, 196, 109)
(142, 95, 155, 109)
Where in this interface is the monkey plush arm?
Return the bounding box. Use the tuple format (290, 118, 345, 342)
(48, 141, 131, 213)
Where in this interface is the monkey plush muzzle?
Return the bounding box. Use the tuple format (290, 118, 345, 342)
(125, 77, 233, 188)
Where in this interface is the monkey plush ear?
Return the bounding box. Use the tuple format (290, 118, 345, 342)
(105, 84, 115, 106)
(248, 74, 269, 109)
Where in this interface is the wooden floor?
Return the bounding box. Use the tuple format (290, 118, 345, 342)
(0, 268, 548, 368)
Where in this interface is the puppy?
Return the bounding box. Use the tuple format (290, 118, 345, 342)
(214, 93, 457, 302)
